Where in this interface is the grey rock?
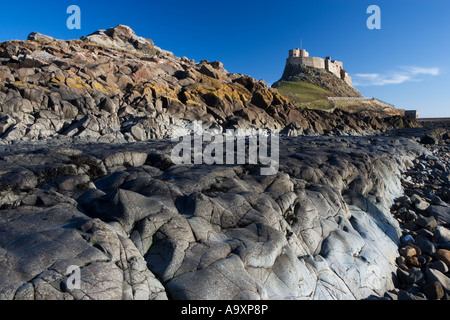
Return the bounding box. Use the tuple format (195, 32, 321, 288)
(397, 290, 418, 300)
(423, 281, 444, 300)
(428, 205, 450, 226)
(396, 268, 410, 286)
(27, 32, 55, 42)
(416, 215, 438, 230)
(130, 125, 147, 142)
(99, 97, 119, 114)
(410, 194, 430, 211)
(0, 115, 16, 135)
(416, 238, 436, 255)
(407, 267, 425, 286)
(83, 188, 175, 234)
(420, 135, 437, 145)
(0, 135, 430, 300)
(426, 268, 450, 294)
(434, 226, 450, 249)
(429, 260, 449, 274)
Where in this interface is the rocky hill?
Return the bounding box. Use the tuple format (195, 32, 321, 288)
(0, 25, 416, 143)
(273, 64, 363, 98)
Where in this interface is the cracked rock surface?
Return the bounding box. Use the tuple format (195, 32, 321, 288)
(0, 135, 428, 300)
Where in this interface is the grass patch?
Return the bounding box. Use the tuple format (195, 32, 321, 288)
(274, 81, 334, 110)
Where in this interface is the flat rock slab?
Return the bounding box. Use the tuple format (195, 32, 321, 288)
(0, 135, 429, 300)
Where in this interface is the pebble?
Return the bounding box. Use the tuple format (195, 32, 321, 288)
(406, 256, 420, 268)
(399, 246, 416, 258)
(435, 249, 450, 269)
(416, 215, 437, 230)
(401, 235, 415, 244)
(416, 238, 436, 255)
(430, 260, 449, 274)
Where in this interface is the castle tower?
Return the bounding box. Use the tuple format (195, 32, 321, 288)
(289, 48, 309, 58)
(285, 48, 354, 88)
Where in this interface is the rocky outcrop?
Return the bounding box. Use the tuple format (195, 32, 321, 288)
(0, 135, 429, 300)
(274, 65, 363, 98)
(0, 25, 416, 143)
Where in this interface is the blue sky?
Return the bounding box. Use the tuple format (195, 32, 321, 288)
(0, 0, 448, 117)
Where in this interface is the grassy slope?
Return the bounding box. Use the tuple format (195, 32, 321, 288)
(274, 81, 403, 116)
(274, 81, 334, 110)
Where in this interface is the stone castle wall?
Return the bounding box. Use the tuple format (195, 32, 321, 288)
(325, 59, 339, 78)
(287, 57, 325, 69)
(287, 49, 353, 87)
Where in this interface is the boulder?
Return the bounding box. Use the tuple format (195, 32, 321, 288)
(99, 97, 118, 114)
(27, 32, 55, 42)
(0, 115, 16, 135)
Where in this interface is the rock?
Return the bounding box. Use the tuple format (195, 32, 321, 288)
(417, 228, 435, 240)
(198, 64, 222, 80)
(431, 195, 447, 206)
(426, 268, 450, 294)
(434, 161, 447, 172)
(434, 249, 450, 269)
(416, 215, 437, 231)
(434, 226, 450, 249)
(406, 210, 418, 221)
(398, 195, 412, 205)
(416, 238, 436, 255)
(397, 256, 406, 266)
(83, 25, 156, 55)
(399, 246, 417, 258)
(99, 98, 119, 114)
(82, 188, 174, 234)
(410, 243, 423, 256)
(410, 194, 430, 211)
(0, 203, 167, 300)
(397, 290, 418, 300)
(423, 281, 444, 300)
(384, 290, 399, 300)
(416, 162, 427, 171)
(102, 151, 148, 173)
(405, 256, 420, 268)
(27, 32, 55, 41)
(429, 260, 449, 274)
(0, 136, 425, 300)
(407, 268, 425, 286)
(130, 125, 146, 142)
(401, 235, 415, 244)
(428, 205, 450, 226)
(0, 115, 16, 135)
(420, 135, 437, 145)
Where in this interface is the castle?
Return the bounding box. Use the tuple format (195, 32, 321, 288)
(287, 48, 353, 87)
